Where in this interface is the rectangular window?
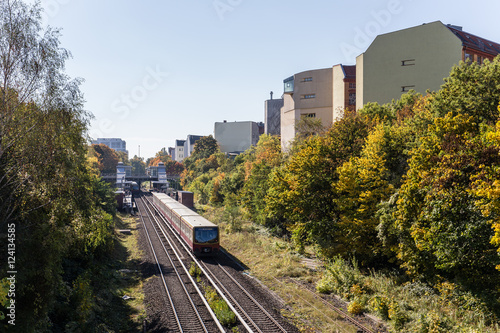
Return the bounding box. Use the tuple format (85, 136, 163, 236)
(301, 113, 316, 118)
(401, 85, 415, 92)
(401, 59, 415, 66)
(301, 94, 316, 99)
(464, 53, 474, 63)
(302, 77, 313, 82)
(349, 82, 356, 89)
(348, 93, 356, 105)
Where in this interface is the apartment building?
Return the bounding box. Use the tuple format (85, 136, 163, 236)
(174, 139, 185, 162)
(281, 68, 333, 149)
(280, 65, 356, 149)
(184, 135, 203, 159)
(356, 21, 500, 107)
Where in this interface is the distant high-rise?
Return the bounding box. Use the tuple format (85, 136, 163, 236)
(92, 138, 128, 157)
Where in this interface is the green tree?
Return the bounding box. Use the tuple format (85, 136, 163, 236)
(130, 155, 146, 175)
(190, 135, 219, 161)
(241, 134, 282, 226)
(0, 2, 115, 330)
(395, 112, 500, 286)
(90, 143, 119, 173)
(265, 111, 371, 255)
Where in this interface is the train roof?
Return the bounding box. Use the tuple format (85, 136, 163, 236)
(164, 202, 186, 210)
(172, 208, 199, 217)
(160, 196, 177, 204)
(182, 215, 217, 228)
(153, 192, 173, 200)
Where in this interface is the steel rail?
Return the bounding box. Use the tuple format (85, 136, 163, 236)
(137, 197, 210, 333)
(136, 197, 183, 332)
(143, 194, 256, 333)
(286, 277, 376, 333)
(140, 195, 226, 333)
(215, 261, 288, 332)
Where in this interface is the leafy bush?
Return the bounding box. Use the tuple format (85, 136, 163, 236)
(204, 285, 236, 327)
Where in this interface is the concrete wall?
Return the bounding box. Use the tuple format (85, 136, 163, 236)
(264, 98, 284, 136)
(214, 121, 260, 153)
(357, 21, 463, 107)
(332, 64, 346, 121)
(356, 53, 364, 109)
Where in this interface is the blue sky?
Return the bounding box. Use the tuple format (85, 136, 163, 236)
(36, 0, 500, 159)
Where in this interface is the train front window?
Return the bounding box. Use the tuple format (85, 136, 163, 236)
(195, 228, 218, 243)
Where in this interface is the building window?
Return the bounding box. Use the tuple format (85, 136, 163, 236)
(302, 94, 316, 99)
(348, 93, 356, 105)
(302, 77, 313, 82)
(284, 76, 294, 93)
(401, 59, 415, 66)
(302, 113, 316, 118)
(477, 56, 483, 65)
(464, 53, 474, 63)
(349, 82, 356, 89)
(401, 85, 415, 92)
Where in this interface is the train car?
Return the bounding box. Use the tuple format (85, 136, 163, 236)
(152, 192, 219, 255)
(131, 181, 140, 195)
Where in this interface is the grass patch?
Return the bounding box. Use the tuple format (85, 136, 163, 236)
(204, 284, 237, 327)
(104, 212, 146, 331)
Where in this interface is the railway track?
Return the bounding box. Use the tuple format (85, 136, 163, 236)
(141, 193, 299, 333)
(136, 196, 224, 333)
(279, 278, 383, 333)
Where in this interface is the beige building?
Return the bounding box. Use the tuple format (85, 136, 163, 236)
(280, 65, 356, 149)
(356, 21, 500, 108)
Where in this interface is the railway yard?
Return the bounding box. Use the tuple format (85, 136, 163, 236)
(132, 191, 386, 333)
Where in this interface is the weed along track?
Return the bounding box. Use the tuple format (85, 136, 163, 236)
(138, 192, 300, 332)
(283, 277, 381, 333)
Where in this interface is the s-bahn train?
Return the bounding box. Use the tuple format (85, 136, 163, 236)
(151, 192, 219, 255)
(130, 181, 140, 195)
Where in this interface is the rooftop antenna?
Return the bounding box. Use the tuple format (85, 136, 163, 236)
(270, 91, 273, 100)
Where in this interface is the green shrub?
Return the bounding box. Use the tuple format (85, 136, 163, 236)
(204, 285, 236, 327)
(369, 295, 390, 320)
(189, 262, 202, 278)
(347, 300, 364, 315)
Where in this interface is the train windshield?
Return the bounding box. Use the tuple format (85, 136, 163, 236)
(195, 227, 218, 243)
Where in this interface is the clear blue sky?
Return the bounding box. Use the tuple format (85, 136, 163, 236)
(35, 0, 500, 159)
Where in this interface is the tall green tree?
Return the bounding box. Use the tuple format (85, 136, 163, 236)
(90, 143, 119, 173)
(265, 111, 371, 255)
(241, 134, 282, 226)
(130, 155, 146, 175)
(0, 1, 115, 330)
